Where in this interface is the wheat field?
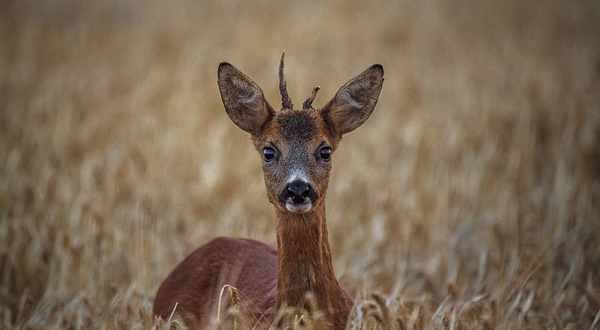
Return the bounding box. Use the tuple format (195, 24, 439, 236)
(1, 0, 600, 329)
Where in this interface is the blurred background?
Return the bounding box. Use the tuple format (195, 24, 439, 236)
(1, 0, 599, 328)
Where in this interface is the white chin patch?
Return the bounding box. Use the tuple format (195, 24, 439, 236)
(285, 200, 312, 213)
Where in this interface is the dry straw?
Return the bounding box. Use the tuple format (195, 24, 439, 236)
(1, 0, 599, 329)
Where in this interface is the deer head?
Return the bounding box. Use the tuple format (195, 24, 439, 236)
(217, 53, 384, 214)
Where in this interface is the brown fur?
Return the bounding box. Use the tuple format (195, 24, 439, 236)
(153, 59, 384, 329)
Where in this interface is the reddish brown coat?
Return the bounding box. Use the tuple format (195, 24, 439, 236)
(153, 55, 383, 329)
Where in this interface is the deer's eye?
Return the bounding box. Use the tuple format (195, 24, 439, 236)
(319, 147, 331, 162)
(263, 147, 276, 162)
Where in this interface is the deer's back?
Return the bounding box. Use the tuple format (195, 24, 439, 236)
(153, 236, 278, 327)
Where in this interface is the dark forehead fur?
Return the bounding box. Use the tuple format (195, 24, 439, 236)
(276, 111, 318, 142)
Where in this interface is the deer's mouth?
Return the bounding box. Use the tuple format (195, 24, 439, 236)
(284, 198, 313, 213)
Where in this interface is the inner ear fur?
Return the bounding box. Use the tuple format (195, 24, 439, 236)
(321, 64, 384, 136)
(217, 62, 274, 135)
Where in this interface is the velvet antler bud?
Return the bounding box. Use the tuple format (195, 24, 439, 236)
(279, 52, 293, 110)
(302, 86, 320, 110)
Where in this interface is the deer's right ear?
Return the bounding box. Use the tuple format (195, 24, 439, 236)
(218, 62, 274, 135)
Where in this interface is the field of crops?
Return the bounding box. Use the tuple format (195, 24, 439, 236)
(1, 0, 599, 328)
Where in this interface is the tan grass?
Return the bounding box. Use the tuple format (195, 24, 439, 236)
(1, 0, 599, 328)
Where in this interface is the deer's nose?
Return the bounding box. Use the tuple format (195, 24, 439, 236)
(281, 180, 314, 204)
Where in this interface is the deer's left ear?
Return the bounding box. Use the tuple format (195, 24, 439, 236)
(218, 62, 274, 135)
(321, 65, 384, 136)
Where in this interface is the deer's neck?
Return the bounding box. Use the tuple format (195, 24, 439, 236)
(275, 204, 350, 326)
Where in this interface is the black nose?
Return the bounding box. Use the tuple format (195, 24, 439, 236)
(281, 180, 315, 204)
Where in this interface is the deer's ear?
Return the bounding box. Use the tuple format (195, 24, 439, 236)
(321, 65, 384, 136)
(218, 62, 274, 135)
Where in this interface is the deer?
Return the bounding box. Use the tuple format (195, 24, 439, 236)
(153, 53, 384, 329)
